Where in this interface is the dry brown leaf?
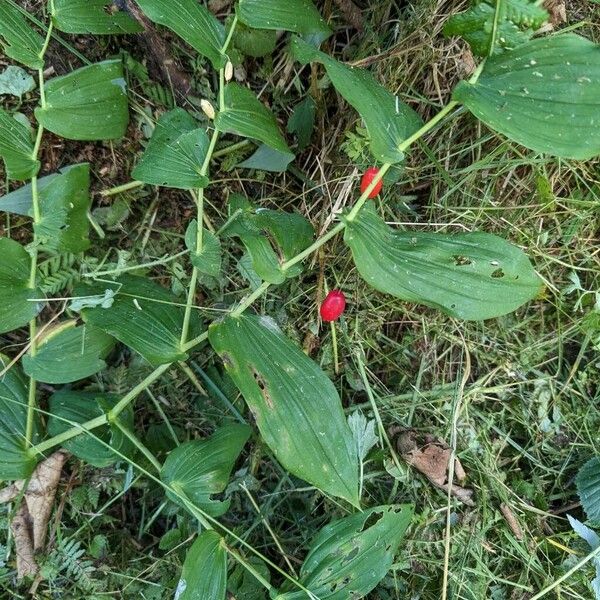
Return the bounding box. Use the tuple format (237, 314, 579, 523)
(544, 0, 567, 26)
(394, 429, 475, 506)
(11, 503, 37, 579)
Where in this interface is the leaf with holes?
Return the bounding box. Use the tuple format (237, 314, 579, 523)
(35, 60, 129, 141)
(277, 505, 413, 599)
(453, 34, 600, 159)
(47, 390, 134, 467)
(185, 220, 222, 277)
(291, 36, 422, 163)
(175, 531, 227, 600)
(79, 275, 203, 367)
(52, 0, 143, 34)
(132, 109, 210, 189)
(22, 321, 115, 384)
(342, 204, 542, 321)
(577, 457, 600, 523)
(0, 355, 41, 480)
(209, 314, 360, 506)
(0, 237, 43, 335)
(238, 0, 332, 46)
(135, 0, 225, 68)
(0, 2, 44, 69)
(0, 108, 39, 180)
(161, 424, 251, 516)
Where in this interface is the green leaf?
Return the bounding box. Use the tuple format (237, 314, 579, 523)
(208, 314, 360, 506)
(291, 36, 423, 163)
(228, 557, 271, 600)
(0, 355, 40, 480)
(215, 83, 294, 157)
(35, 60, 129, 141)
(453, 34, 600, 160)
(237, 0, 332, 46)
(161, 423, 251, 516)
(287, 97, 316, 151)
(0, 171, 60, 216)
(0, 65, 36, 98)
(47, 390, 134, 467)
(22, 321, 115, 384)
(135, 0, 226, 69)
(175, 531, 227, 600)
(185, 220, 222, 277)
(132, 109, 210, 189)
(342, 204, 542, 321)
(347, 411, 378, 462)
(0, 2, 44, 69)
(233, 22, 277, 58)
(223, 199, 314, 284)
(79, 275, 203, 367)
(237, 144, 295, 172)
(577, 457, 600, 523)
(277, 505, 413, 599)
(0, 237, 43, 334)
(0, 108, 39, 180)
(52, 0, 143, 34)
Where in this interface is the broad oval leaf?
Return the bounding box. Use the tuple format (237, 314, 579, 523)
(132, 109, 210, 189)
(291, 36, 423, 163)
(185, 220, 222, 277)
(0, 2, 44, 69)
(52, 0, 143, 34)
(175, 531, 227, 600)
(277, 505, 413, 599)
(233, 22, 277, 58)
(577, 457, 600, 523)
(208, 314, 360, 506)
(22, 321, 115, 384)
(215, 83, 294, 158)
(79, 275, 203, 367)
(135, 0, 226, 69)
(343, 204, 542, 321)
(35, 60, 129, 141)
(47, 390, 134, 467)
(0, 237, 43, 334)
(237, 0, 332, 46)
(161, 423, 251, 516)
(0, 108, 39, 181)
(453, 34, 600, 159)
(0, 355, 41, 480)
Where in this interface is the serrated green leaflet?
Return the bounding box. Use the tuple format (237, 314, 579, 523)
(161, 423, 251, 517)
(175, 531, 227, 600)
(52, 0, 142, 34)
(209, 314, 360, 506)
(577, 457, 600, 523)
(79, 275, 203, 367)
(342, 204, 541, 321)
(454, 34, 600, 160)
(35, 60, 129, 141)
(291, 37, 423, 163)
(135, 0, 225, 68)
(0, 237, 43, 335)
(0, 2, 44, 69)
(0, 355, 40, 480)
(47, 390, 134, 467)
(215, 83, 293, 157)
(22, 321, 115, 384)
(237, 0, 331, 46)
(277, 505, 412, 599)
(185, 220, 221, 277)
(132, 109, 210, 189)
(0, 108, 39, 180)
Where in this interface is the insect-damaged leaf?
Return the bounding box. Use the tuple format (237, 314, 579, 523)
(0, 2, 44, 69)
(277, 505, 413, 599)
(237, 0, 332, 46)
(175, 531, 227, 600)
(208, 314, 360, 506)
(52, 0, 143, 34)
(0, 108, 39, 181)
(342, 204, 541, 321)
(132, 109, 210, 189)
(161, 424, 251, 517)
(47, 390, 134, 467)
(290, 36, 422, 163)
(35, 60, 129, 141)
(453, 34, 600, 160)
(0, 355, 41, 480)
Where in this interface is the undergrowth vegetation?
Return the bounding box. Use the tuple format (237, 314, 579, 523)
(0, 0, 599, 598)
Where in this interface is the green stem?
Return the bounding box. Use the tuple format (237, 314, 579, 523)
(112, 419, 162, 473)
(230, 281, 270, 317)
(100, 180, 144, 197)
(212, 139, 251, 158)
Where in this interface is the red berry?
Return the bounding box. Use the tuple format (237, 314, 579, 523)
(360, 167, 383, 199)
(320, 290, 346, 322)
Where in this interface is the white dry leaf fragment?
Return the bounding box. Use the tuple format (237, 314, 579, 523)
(69, 289, 116, 312)
(347, 411, 378, 461)
(0, 66, 36, 97)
